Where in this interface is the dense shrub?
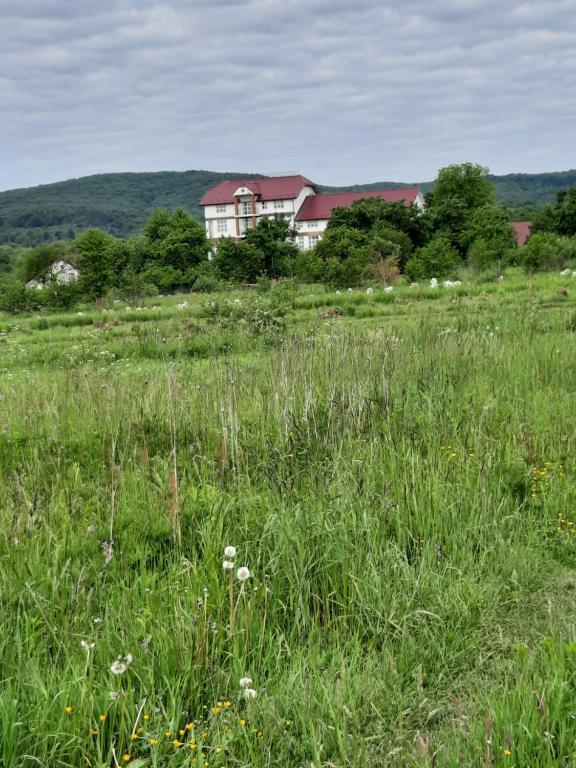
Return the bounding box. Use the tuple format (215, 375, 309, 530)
(405, 234, 461, 280)
(520, 233, 576, 272)
(0, 279, 40, 313)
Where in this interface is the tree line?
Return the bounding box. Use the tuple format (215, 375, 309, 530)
(1, 163, 575, 313)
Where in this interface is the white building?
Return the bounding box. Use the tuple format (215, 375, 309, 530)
(26, 260, 80, 290)
(200, 175, 424, 250)
(200, 175, 317, 241)
(294, 187, 425, 251)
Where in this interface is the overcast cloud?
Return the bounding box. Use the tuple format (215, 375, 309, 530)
(0, 0, 575, 190)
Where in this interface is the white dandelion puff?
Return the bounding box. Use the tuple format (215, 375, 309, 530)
(80, 640, 95, 651)
(224, 546, 237, 558)
(223, 560, 234, 570)
(239, 677, 253, 689)
(110, 661, 127, 675)
(243, 688, 257, 700)
(236, 567, 251, 582)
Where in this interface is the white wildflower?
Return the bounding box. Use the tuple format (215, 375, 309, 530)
(430, 278, 438, 288)
(366, 287, 373, 295)
(80, 640, 95, 651)
(239, 677, 253, 688)
(224, 545, 237, 558)
(560, 268, 571, 276)
(223, 560, 234, 570)
(237, 566, 251, 582)
(109, 691, 121, 701)
(110, 661, 127, 675)
(347, 287, 353, 293)
(384, 286, 394, 293)
(243, 688, 257, 700)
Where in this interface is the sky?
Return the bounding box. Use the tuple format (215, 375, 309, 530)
(0, 0, 575, 192)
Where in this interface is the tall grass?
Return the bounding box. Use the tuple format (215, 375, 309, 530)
(1, 277, 576, 766)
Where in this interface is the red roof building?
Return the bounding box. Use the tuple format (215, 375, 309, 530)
(295, 187, 423, 222)
(510, 220, 532, 246)
(200, 173, 425, 249)
(200, 175, 317, 206)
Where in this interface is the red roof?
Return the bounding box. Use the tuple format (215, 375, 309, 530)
(510, 220, 532, 246)
(295, 187, 422, 221)
(200, 175, 317, 206)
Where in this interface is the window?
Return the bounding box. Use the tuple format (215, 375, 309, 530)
(298, 236, 307, 250)
(307, 221, 317, 229)
(216, 204, 226, 213)
(261, 202, 267, 210)
(217, 219, 228, 234)
(309, 235, 320, 247)
(273, 200, 284, 209)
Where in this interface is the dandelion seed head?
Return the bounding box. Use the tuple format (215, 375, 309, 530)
(224, 545, 236, 558)
(237, 566, 250, 582)
(239, 677, 252, 688)
(222, 560, 234, 570)
(243, 688, 257, 700)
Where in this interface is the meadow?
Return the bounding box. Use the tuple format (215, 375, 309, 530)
(1, 271, 576, 767)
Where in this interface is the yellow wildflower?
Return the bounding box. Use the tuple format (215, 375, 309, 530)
(99, 714, 106, 722)
(143, 714, 150, 721)
(173, 739, 183, 747)
(130, 734, 138, 741)
(90, 728, 98, 736)
(149, 738, 158, 746)
(64, 706, 73, 715)
(122, 756, 131, 763)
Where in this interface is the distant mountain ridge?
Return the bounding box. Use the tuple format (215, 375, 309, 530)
(1, 168, 575, 247)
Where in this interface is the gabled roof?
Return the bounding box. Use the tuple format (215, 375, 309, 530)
(295, 187, 422, 221)
(200, 175, 317, 206)
(510, 220, 532, 246)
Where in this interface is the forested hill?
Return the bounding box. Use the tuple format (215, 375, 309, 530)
(1, 167, 576, 246)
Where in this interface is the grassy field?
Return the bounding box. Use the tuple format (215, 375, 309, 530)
(1, 271, 576, 767)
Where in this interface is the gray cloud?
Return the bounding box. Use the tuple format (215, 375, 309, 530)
(0, 0, 575, 190)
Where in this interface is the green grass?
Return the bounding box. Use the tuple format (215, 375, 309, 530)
(1, 271, 576, 767)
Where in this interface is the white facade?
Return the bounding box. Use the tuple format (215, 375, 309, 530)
(202, 178, 425, 251)
(203, 184, 316, 241)
(26, 260, 80, 290)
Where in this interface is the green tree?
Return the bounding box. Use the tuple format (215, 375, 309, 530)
(75, 228, 118, 298)
(429, 163, 495, 252)
(244, 216, 299, 277)
(533, 186, 576, 237)
(405, 234, 461, 280)
(213, 238, 264, 283)
(462, 205, 517, 270)
(328, 198, 429, 249)
(143, 208, 209, 271)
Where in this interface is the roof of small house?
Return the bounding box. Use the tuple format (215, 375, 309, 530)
(510, 220, 532, 246)
(295, 187, 422, 222)
(200, 175, 317, 206)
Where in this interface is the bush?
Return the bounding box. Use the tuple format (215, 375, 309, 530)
(0, 279, 40, 313)
(201, 295, 287, 335)
(520, 233, 576, 273)
(186, 262, 221, 293)
(140, 264, 184, 292)
(405, 235, 461, 280)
